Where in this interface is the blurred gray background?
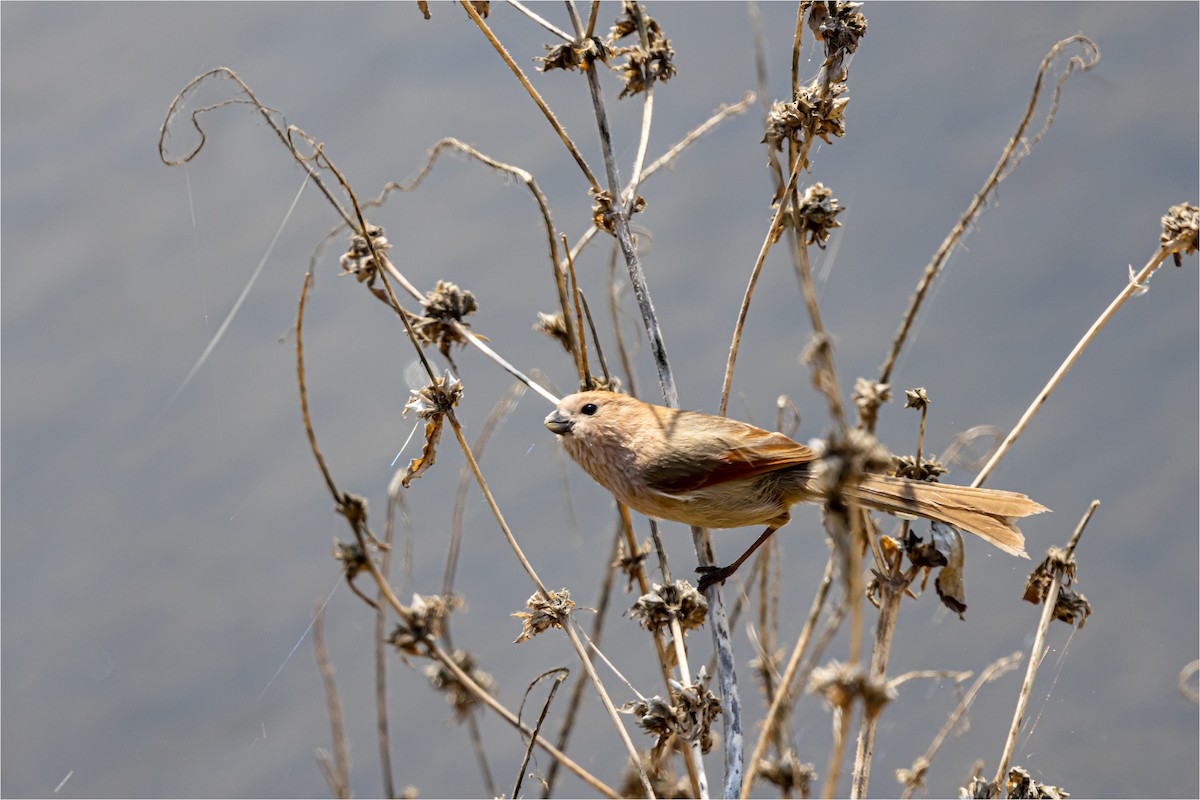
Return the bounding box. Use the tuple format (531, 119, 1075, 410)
(2, 2, 1197, 798)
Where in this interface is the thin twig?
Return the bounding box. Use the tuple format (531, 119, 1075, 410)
(898, 652, 1023, 800)
(741, 553, 836, 798)
(463, 0, 600, 190)
(443, 411, 656, 797)
(993, 501, 1099, 786)
(507, 0, 573, 41)
(513, 669, 569, 799)
(973, 242, 1179, 489)
(719, 153, 806, 417)
(876, 37, 1100, 396)
(313, 603, 350, 799)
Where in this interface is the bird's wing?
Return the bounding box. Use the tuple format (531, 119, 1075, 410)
(643, 417, 817, 494)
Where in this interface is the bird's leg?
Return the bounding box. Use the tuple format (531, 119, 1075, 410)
(696, 525, 780, 592)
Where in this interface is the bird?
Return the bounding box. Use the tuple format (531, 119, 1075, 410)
(544, 390, 1048, 591)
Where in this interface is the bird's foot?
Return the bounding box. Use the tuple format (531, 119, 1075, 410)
(696, 563, 736, 592)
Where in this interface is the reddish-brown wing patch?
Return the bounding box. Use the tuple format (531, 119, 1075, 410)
(643, 414, 817, 494)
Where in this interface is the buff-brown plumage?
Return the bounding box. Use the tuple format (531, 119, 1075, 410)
(545, 391, 1048, 572)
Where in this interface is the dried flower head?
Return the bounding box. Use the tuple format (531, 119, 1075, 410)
(904, 387, 930, 410)
(628, 579, 708, 634)
(779, 182, 845, 249)
(809, 660, 895, 717)
(808, 1, 868, 60)
(513, 588, 575, 643)
(400, 370, 463, 487)
(387, 593, 463, 660)
(608, 6, 675, 98)
(412, 281, 479, 361)
(613, 538, 652, 591)
(1023, 547, 1091, 628)
(533, 310, 572, 352)
(332, 537, 370, 579)
(1161, 202, 1198, 266)
(623, 668, 721, 758)
(763, 82, 850, 151)
(339, 224, 390, 283)
(893, 454, 949, 483)
(853, 377, 891, 425)
(1004, 766, 1070, 799)
(757, 749, 816, 795)
(424, 648, 495, 722)
(812, 426, 893, 498)
(537, 37, 611, 72)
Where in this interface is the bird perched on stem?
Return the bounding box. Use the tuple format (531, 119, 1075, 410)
(545, 391, 1048, 591)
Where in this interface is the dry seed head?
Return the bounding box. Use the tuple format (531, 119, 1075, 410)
(1161, 202, 1198, 266)
(403, 371, 463, 420)
(1004, 766, 1070, 799)
(623, 668, 721, 757)
(413, 281, 478, 359)
(386, 593, 462, 659)
(332, 537, 370, 579)
(809, 1, 868, 59)
(757, 750, 816, 795)
(423, 648, 495, 722)
(809, 660, 896, 715)
(512, 588, 574, 643)
(893, 454, 949, 482)
(628, 579, 708, 634)
(533, 311, 572, 352)
(339, 224, 390, 283)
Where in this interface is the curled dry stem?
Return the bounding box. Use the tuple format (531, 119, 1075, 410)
(875, 36, 1100, 397)
(299, 258, 614, 797)
(159, 67, 354, 227)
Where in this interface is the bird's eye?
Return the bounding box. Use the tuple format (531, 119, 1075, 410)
(580, 402, 598, 416)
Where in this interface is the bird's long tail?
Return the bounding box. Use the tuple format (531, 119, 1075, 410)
(844, 474, 1049, 558)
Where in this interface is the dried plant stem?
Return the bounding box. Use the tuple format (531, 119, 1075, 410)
(850, 571, 905, 799)
(877, 36, 1099, 394)
(741, 553, 836, 798)
(376, 482, 399, 799)
(719, 153, 806, 417)
(790, 219, 848, 429)
(671, 617, 711, 800)
(433, 639, 622, 799)
(972, 244, 1178, 489)
(899, 652, 1023, 800)
(618, 507, 705, 797)
(566, 91, 755, 269)
(443, 413, 656, 797)
(462, 0, 600, 191)
(543, 527, 622, 798)
(583, 58, 677, 407)
(622, 1, 657, 212)
(993, 501, 1099, 786)
(313, 604, 350, 799)
(821, 505, 862, 800)
(159, 67, 354, 228)
(823, 702, 854, 800)
(297, 272, 618, 799)
(506, 0, 573, 41)
(513, 670, 568, 799)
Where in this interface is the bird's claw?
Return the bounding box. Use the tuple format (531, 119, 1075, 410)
(696, 564, 734, 593)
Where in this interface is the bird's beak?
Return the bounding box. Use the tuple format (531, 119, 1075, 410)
(544, 409, 572, 435)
